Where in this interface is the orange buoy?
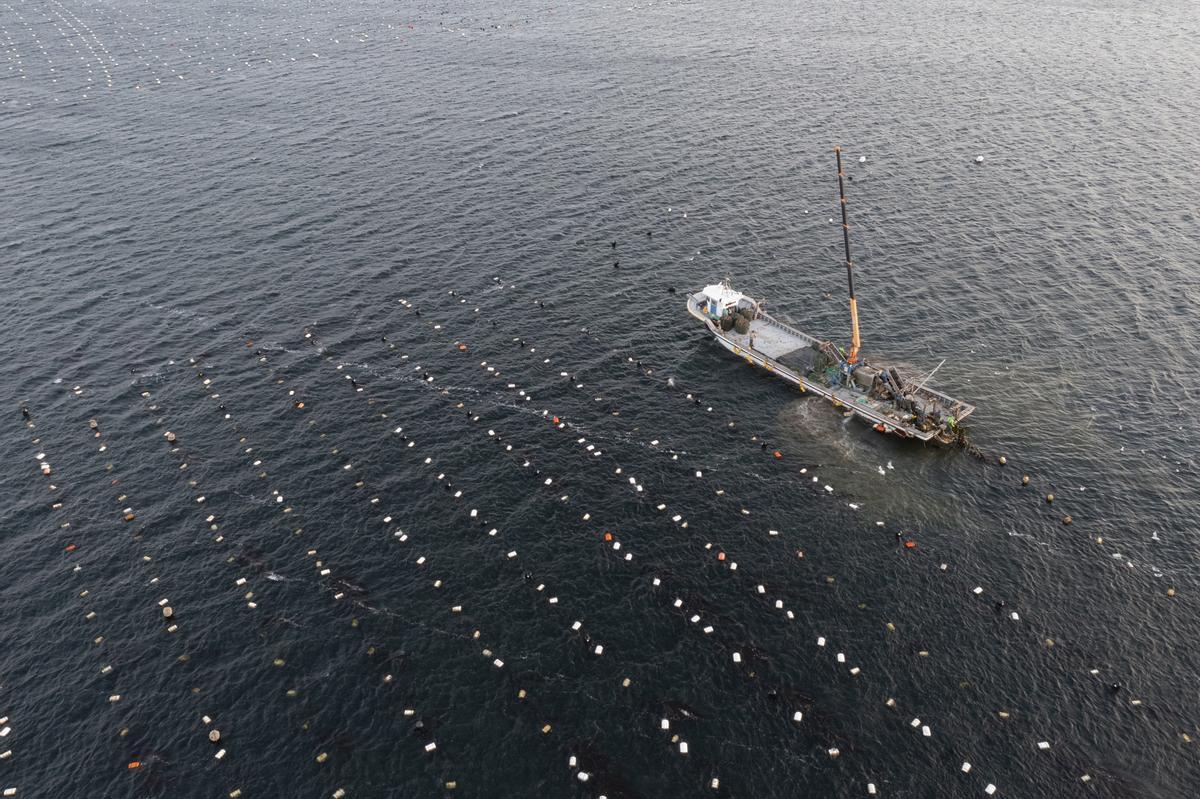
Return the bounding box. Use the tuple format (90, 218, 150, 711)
(457, 343, 468, 352)
(65, 544, 76, 552)
(127, 761, 141, 770)
(717, 552, 726, 561)
(603, 532, 613, 542)
(552, 416, 560, 425)
(904, 541, 917, 549)
(773, 450, 782, 459)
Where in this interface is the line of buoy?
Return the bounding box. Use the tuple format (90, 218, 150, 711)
(398, 284, 1143, 639)
(296, 329, 989, 789)
(194, 351, 661, 792)
(377, 288, 1128, 792)
(137, 362, 473, 791)
(407, 281, 1085, 561)
(255, 351, 701, 789)
(20, 399, 255, 793)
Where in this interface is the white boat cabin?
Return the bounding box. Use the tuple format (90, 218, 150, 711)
(699, 281, 759, 320)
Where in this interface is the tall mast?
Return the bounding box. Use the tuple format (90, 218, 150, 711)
(834, 146, 862, 364)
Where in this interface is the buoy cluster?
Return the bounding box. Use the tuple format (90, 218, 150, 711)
(144, 358, 469, 792)
(17, 399, 250, 794)
(361, 281, 1155, 792)
(13, 274, 1166, 795)
(179, 348, 701, 793)
(263, 337, 708, 791)
(290, 324, 1020, 794)
(407, 279, 1151, 601)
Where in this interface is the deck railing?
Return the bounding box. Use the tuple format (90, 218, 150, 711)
(757, 312, 820, 348)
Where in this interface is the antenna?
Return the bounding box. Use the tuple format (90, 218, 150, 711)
(913, 358, 948, 394)
(834, 146, 862, 364)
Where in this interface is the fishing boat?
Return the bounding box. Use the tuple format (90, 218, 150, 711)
(686, 147, 975, 444)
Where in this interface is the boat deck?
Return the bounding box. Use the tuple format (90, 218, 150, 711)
(728, 318, 822, 372)
(687, 291, 974, 441)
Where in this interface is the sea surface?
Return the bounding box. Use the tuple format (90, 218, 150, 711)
(2, 0, 1199, 796)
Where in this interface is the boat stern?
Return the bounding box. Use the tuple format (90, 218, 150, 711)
(686, 291, 711, 323)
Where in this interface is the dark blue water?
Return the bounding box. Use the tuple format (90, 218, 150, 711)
(2, 0, 1199, 796)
